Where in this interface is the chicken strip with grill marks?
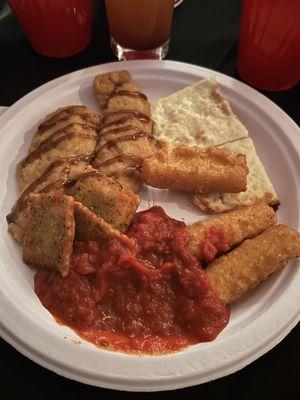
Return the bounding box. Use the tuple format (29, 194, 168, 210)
(93, 70, 158, 192)
(17, 106, 100, 192)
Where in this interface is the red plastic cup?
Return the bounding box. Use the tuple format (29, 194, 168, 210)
(8, 0, 92, 57)
(237, 0, 300, 91)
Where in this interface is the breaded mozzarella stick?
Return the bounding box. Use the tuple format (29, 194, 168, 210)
(187, 203, 276, 262)
(206, 225, 300, 304)
(140, 144, 248, 193)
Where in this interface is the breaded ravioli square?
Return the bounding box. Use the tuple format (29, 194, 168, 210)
(23, 193, 75, 277)
(64, 170, 140, 232)
(74, 201, 122, 242)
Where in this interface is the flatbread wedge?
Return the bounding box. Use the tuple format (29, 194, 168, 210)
(151, 77, 248, 147)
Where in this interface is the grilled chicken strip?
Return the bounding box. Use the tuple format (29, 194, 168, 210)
(16, 106, 100, 192)
(93, 70, 158, 192)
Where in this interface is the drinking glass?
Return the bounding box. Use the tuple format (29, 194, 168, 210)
(8, 0, 93, 58)
(104, 0, 174, 60)
(237, 0, 300, 91)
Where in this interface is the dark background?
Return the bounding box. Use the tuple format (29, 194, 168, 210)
(0, 0, 299, 398)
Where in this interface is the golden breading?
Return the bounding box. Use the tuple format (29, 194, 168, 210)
(94, 70, 133, 111)
(23, 193, 75, 277)
(206, 225, 300, 304)
(64, 170, 140, 232)
(192, 137, 279, 213)
(16, 106, 100, 192)
(187, 203, 276, 262)
(140, 143, 248, 193)
(74, 201, 122, 242)
(7, 158, 91, 243)
(30, 105, 100, 151)
(93, 70, 157, 192)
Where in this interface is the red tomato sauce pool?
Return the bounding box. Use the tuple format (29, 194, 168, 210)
(35, 206, 230, 354)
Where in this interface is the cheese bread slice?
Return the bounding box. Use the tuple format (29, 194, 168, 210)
(192, 137, 279, 212)
(151, 78, 248, 147)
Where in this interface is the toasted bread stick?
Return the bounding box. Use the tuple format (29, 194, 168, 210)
(187, 203, 276, 262)
(206, 225, 300, 304)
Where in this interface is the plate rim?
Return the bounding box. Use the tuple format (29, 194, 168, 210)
(0, 59, 299, 392)
(0, 59, 298, 137)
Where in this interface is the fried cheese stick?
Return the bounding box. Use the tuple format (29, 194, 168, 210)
(187, 203, 276, 262)
(206, 225, 300, 304)
(140, 144, 248, 193)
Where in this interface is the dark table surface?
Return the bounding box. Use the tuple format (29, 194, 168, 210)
(0, 0, 299, 399)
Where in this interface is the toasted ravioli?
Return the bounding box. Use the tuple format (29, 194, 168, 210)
(74, 201, 122, 242)
(64, 170, 140, 232)
(193, 137, 279, 212)
(16, 106, 100, 192)
(151, 78, 248, 147)
(187, 203, 276, 262)
(93, 70, 157, 191)
(141, 143, 248, 193)
(206, 225, 300, 304)
(23, 193, 75, 277)
(7, 158, 91, 243)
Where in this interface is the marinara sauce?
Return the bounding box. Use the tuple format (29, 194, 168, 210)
(35, 206, 230, 354)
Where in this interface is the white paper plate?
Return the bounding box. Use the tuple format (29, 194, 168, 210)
(0, 60, 299, 392)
